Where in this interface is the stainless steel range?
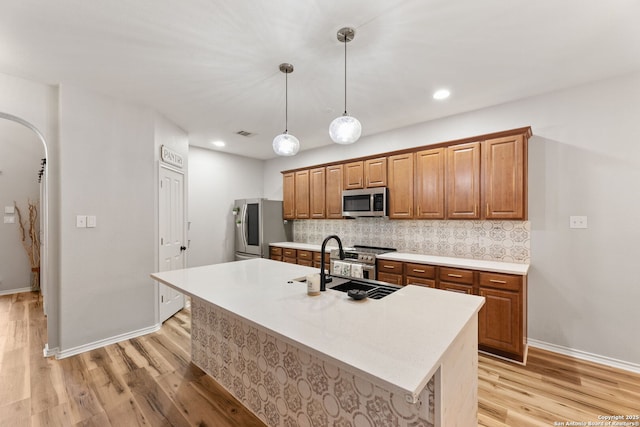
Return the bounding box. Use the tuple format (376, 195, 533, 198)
(330, 245, 396, 280)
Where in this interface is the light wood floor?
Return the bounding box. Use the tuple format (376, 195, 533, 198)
(1, 292, 638, 426)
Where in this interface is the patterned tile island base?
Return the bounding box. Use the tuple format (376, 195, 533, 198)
(191, 297, 436, 427)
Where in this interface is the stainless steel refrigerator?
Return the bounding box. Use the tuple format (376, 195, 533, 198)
(234, 198, 292, 260)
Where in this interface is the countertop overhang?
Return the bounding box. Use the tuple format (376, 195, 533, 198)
(151, 258, 484, 402)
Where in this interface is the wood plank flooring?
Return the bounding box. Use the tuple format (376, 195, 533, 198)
(1, 291, 638, 426)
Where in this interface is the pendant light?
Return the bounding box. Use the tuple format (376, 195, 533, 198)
(273, 63, 300, 156)
(329, 27, 361, 145)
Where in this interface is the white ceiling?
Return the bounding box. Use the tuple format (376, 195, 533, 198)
(2, 0, 639, 159)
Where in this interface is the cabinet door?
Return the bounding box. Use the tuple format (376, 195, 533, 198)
(446, 142, 480, 219)
(344, 161, 364, 189)
(377, 272, 403, 286)
(309, 167, 326, 219)
(415, 148, 445, 219)
(326, 165, 344, 219)
(440, 282, 474, 294)
(405, 276, 435, 288)
(364, 157, 387, 187)
(483, 134, 525, 219)
(295, 170, 310, 219)
(282, 172, 295, 220)
(478, 287, 522, 355)
(388, 153, 414, 219)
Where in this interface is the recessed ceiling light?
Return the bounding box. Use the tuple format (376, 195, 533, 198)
(433, 89, 450, 100)
(211, 140, 225, 147)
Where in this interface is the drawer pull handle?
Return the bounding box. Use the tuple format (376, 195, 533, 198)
(448, 274, 463, 278)
(489, 279, 507, 284)
(413, 269, 426, 273)
(383, 265, 396, 269)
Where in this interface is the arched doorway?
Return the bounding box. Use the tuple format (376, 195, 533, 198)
(0, 112, 49, 314)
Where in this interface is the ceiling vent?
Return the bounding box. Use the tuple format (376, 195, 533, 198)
(236, 130, 254, 137)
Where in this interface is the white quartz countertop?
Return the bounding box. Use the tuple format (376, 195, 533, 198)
(151, 258, 484, 402)
(269, 241, 335, 252)
(377, 252, 529, 275)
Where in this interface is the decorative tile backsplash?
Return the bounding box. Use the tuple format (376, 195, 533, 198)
(192, 298, 435, 427)
(293, 219, 530, 264)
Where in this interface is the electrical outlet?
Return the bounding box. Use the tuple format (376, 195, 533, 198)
(4, 206, 15, 214)
(569, 216, 588, 229)
(4, 215, 15, 224)
(87, 215, 97, 228)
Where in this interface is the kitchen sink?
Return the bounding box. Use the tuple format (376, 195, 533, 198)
(329, 280, 400, 300)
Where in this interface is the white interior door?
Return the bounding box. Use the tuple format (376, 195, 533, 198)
(158, 166, 185, 323)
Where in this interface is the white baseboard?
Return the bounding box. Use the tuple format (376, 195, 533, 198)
(54, 323, 162, 360)
(528, 338, 640, 374)
(43, 343, 58, 358)
(0, 287, 32, 296)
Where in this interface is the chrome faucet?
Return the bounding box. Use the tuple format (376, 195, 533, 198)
(320, 235, 345, 291)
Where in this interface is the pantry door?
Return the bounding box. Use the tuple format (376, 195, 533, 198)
(158, 165, 186, 323)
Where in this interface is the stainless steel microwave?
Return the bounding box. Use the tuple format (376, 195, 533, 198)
(342, 188, 388, 217)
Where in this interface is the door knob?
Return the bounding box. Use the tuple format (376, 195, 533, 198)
(180, 246, 187, 252)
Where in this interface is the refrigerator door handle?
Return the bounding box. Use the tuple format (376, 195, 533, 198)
(241, 204, 249, 250)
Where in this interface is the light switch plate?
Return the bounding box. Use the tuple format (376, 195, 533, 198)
(3, 216, 15, 224)
(4, 206, 15, 214)
(569, 215, 588, 229)
(87, 215, 97, 228)
(76, 215, 87, 228)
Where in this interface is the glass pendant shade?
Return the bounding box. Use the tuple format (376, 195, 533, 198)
(272, 132, 300, 156)
(329, 114, 361, 144)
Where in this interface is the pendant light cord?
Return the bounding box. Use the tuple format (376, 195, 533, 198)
(343, 36, 348, 115)
(285, 70, 288, 133)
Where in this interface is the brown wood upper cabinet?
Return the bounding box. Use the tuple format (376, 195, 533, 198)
(344, 158, 387, 189)
(325, 164, 343, 219)
(282, 172, 295, 220)
(482, 134, 526, 219)
(388, 153, 414, 218)
(446, 142, 481, 219)
(415, 148, 445, 219)
(294, 170, 310, 219)
(309, 167, 326, 219)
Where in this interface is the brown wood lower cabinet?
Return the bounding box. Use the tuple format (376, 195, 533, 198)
(376, 259, 527, 362)
(269, 246, 283, 261)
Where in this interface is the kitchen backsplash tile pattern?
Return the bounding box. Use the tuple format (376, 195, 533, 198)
(293, 219, 530, 264)
(192, 298, 435, 427)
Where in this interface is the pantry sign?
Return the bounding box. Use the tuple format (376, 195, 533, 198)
(161, 145, 183, 168)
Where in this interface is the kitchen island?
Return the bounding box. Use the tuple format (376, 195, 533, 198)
(151, 258, 484, 427)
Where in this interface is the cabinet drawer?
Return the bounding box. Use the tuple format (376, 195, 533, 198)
(479, 272, 522, 291)
(406, 277, 435, 288)
(298, 250, 313, 260)
(377, 272, 403, 286)
(283, 257, 297, 264)
(283, 248, 297, 258)
(298, 259, 313, 267)
(270, 255, 282, 261)
(313, 251, 330, 263)
(377, 260, 403, 274)
(270, 246, 282, 256)
(404, 263, 435, 279)
(439, 267, 474, 285)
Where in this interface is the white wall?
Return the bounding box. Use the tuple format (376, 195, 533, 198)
(0, 120, 43, 292)
(188, 147, 264, 266)
(0, 72, 60, 351)
(264, 72, 640, 366)
(58, 84, 157, 351)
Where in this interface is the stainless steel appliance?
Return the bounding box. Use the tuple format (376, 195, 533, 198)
(234, 199, 292, 261)
(342, 188, 388, 217)
(330, 245, 396, 280)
